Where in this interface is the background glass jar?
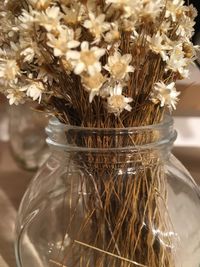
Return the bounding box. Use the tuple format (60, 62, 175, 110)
(9, 103, 50, 171)
(0, 94, 9, 142)
(15, 116, 200, 267)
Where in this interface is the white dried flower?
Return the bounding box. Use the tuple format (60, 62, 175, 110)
(165, 0, 184, 22)
(159, 21, 171, 34)
(184, 4, 198, 20)
(35, 6, 62, 32)
(20, 47, 35, 63)
(176, 15, 195, 39)
(83, 12, 110, 43)
(104, 52, 134, 80)
(141, 0, 165, 20)
(20, 82, 45, 102)
(47, 27, 80, 57)
(104, 22, 120, 43)
(105, 0, 142, 18)
(0, 59, 20, 84)
(67, 41, 105, 76)
(107, 83, 133, 115)
(18, 35, 45, 65)
(61, 2, 86, 25)
(151, 81, 180, 111)
(18, 9, 35, 30)
(82, 72, 106, 103)
(166, 44, 189, 78)
(147, 32, 172, 61)
(183, 42, 198, 60)
(7, 88, 25, 105)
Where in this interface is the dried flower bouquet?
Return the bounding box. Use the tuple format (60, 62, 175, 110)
(0, 0, 198, 266)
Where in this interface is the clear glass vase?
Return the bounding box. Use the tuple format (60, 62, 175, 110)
(15, 116, 200, 267)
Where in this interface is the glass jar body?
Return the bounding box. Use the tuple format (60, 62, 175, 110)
(15, 120, 200, 267)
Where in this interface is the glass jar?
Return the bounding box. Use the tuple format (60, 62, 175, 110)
(0, 94, 9, 142)
(9, 103, 50, 171)
(15, 116, 200, 267)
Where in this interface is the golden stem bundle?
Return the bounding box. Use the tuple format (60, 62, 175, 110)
(53, 127, 175, 267)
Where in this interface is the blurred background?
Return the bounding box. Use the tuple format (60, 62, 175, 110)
(0, 1, 200, 267)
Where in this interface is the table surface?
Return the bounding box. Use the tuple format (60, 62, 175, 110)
(0, 65, 200, 267)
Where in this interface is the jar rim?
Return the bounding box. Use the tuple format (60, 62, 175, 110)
(46, 115, 177, 152)
(48, 114, 173, 132)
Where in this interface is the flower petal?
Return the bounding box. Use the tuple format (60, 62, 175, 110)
(74, 62, 85, 75)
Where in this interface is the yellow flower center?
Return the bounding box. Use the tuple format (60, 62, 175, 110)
(80, 51, 97, 66)
(109, 95, 125, 110)
(83, 73, 104, 90)
(111, 62, 127, 79)
(63, 11, 79, 25)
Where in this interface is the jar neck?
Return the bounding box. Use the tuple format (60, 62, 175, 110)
(46, 115, 177, 161)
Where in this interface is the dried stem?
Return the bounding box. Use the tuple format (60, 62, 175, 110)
(53, 126, 175, 267)
(1, 1, 196, 267)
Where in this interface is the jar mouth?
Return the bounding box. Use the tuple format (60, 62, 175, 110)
(48, 114, 173, 132)
(46, 115, 177, 152)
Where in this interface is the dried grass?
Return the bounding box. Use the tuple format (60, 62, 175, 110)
(42, 11, 176, 267)
(4, 2, 179, 266)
